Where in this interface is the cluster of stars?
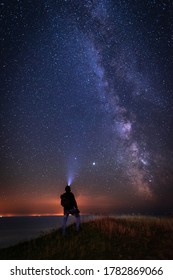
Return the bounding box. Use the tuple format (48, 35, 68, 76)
(0, 0, 173, 215)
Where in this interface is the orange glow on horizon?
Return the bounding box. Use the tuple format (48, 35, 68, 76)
(0, 190, 127, 216)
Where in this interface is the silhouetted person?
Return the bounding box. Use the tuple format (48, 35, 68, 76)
(60, 185, 80, 235)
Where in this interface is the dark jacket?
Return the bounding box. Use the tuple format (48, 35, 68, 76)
(60, 191, 78, 210)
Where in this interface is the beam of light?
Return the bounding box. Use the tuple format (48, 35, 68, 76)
(66, 166, 75, 186)
(66, 155, 79, 186)
(67, 175, 73, 186)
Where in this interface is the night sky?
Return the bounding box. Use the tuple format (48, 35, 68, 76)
(0, 0, 173, 216)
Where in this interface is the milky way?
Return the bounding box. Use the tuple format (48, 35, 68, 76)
(0, 0, 173, 215)
(81, 1, 153, 197)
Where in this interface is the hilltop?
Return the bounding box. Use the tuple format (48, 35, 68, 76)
(0, 216, 173, 259)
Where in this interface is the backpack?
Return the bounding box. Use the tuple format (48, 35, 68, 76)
(60, 193, 71, 209)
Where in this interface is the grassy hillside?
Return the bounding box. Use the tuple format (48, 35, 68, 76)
(0, 216, 173, 260)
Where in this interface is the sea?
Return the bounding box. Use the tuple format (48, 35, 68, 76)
(0, 215, 98, 249)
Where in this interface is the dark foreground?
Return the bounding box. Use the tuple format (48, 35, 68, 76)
(0, 216, 173, 260)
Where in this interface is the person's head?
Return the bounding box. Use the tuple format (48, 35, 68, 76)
(65, 185, 71, 192)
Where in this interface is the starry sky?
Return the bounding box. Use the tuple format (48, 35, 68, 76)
(0, 0, 173, 216)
